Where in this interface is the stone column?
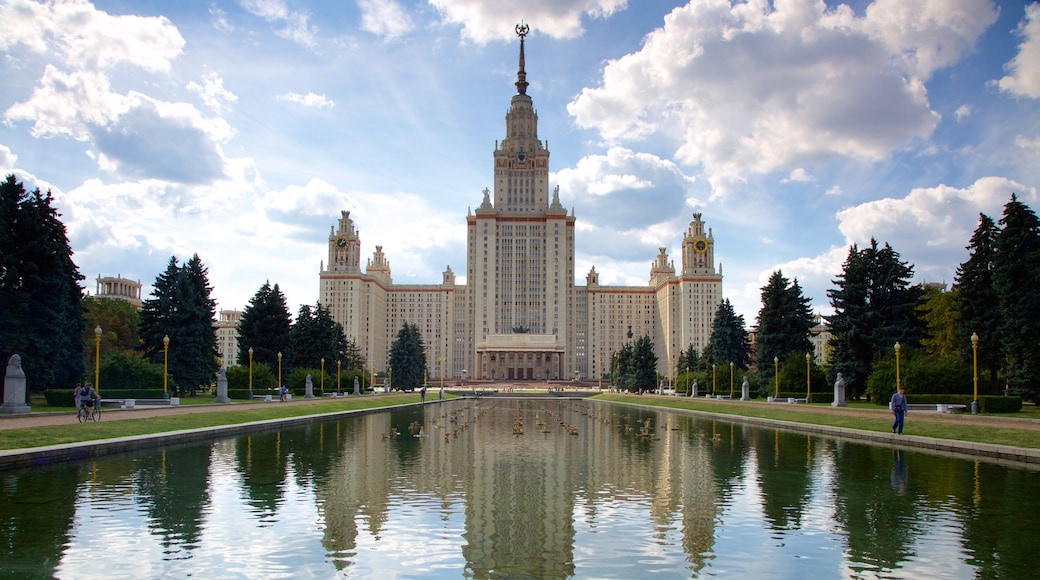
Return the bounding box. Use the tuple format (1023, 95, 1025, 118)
(305, 374, 315, 398)
(741, 376, 751, 401)
(1, 354, 30, 414)
(214, 367, 230, 404)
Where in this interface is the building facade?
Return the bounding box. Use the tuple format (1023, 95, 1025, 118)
(94, 274, 143, 309)
(215, 309, 242, 368)
(319, 29, 723, 383)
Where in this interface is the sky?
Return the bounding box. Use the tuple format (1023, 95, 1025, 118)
(1, 0, 1038, 326)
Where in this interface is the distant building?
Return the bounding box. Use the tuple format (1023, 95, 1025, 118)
(317, 30, 723, 383)
(810, 314, 830, 365)
(215, 309, 242, 368)
(95, 274, 142, 309)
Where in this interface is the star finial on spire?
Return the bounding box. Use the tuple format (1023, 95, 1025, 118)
(515, 22, 529, 95)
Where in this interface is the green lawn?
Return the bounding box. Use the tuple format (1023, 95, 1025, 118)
(591, 393, 1040, 449)
(0, 394, 422, 451)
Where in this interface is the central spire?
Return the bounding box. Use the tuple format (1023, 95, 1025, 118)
(515, 22, 529, 95)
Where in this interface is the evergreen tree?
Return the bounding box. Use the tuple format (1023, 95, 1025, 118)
(289, 303, 349, 371)
(0, 175, 85, 391)
(342, 337, 364, 371)
(954, 213, 1001, 391)
(388, 323, 425, 391)
(826, 239, 923, 399)
(755, 270, 814, 383)
(237, 281, 292, 369)
(630, 335, 658, 392)
(993, 194, 1040, 399)
(138, 254, 218, 396)
(676, 343, 700, 377)
(710, 299, 751, 371)
(176, 254, 219, 395)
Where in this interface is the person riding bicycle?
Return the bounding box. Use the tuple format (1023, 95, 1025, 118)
(78, 382, 98, 411)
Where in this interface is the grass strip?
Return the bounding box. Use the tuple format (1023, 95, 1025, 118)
(591, 394, 1040, 449)
(0, 395, 421, 451)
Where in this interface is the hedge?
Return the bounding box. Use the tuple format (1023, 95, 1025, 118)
(44, 389, 168, 407)
(901, 394, 1023, 413)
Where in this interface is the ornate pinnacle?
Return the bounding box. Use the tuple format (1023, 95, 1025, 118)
(515, 22, 529, 95)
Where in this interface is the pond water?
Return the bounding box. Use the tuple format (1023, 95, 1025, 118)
(2, 399, 1038, 578)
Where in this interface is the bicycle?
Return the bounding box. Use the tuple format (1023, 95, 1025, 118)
(77, 401, 101, 422)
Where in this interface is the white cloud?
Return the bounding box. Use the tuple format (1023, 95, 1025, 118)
(188, 72, 238, 113)
(359, 0, 414, 40)
(0, 143, 16, 172)
(782, 168, 814, 183)
(429, 0, 628, 43)
(239, 0, 316, 48)
(996, 2, 1040, 98)
(0, 0, 184, 72)
(554, 147, 695, 265)
(954, 104, 971, 121)
(1015, 134, 1040, 155)
(567, 0, 998, 197)
(278, 92, 335, 108)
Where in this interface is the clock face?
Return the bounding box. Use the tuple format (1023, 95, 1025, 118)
(516, 151, 527, 163)
(694, 238, 708, 253)
(336, 237, 347, 248)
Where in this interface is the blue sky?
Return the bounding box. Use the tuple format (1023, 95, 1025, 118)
(1, 0, 1038, 325)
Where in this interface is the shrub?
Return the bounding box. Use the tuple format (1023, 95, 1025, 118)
(226, 363, 277, 391)
(868, 351, 973, 404)
(96, 351, 178, 391)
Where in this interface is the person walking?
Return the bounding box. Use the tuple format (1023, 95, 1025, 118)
(890, 386, 908, 434)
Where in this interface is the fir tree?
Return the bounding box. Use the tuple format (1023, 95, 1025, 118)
(993, 194, 1040, 399)
(237, 281, 292, 369)
(755, 270, 814, 383)
(710, 299, 751, 371)
(826, 239, 923, 399)
(954, 213, 1001, 391)
(630, 335, 659, 392)
(388, 323, 425, 391)
(0, 176, 85, 390)
(289, 303, 348, 370)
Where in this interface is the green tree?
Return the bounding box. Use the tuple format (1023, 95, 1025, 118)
(388, 323, 425, 391)
(710, 299, 751, 371)
(826, 239, 923, 399)
(83, 296, 141, 374)
(138, 254, 219, 396)
(630, 335, 658, 392)
(993, 194, 1040, 399)
(98, 350, 166, 391)
(954, 213, 1001, 392)
(0, 175, 85, 391)
(917, 286, 958, 357)
(237, 281, 292, 370)
(755, 270, 814, 384)
(289, 303, 349, 370)
(610, 342, 634, 390)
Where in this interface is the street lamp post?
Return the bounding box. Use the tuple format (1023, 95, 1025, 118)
(163, 335, 170, 396)
(94, 326, 102, 394)
(712, 363, 716, 395)
(440, 354, 445, 388)
(729, 361, 734, 397)
(806, 352, 811, 402)
(971, 332, 979, 414)
(277, 352, 282, 390)
(337, 359, 341, 393)
(774, 356, 779, 399)
(320, 357, 325, 394)
(894, 342, 902, 390)
(248, 347, 254, 398)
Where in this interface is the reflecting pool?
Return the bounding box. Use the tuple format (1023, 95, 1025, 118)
(2, 399, 1038, 578)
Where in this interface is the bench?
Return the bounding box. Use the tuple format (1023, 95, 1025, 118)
(907, 403, 967, 413)
(100, 398, 174, 409)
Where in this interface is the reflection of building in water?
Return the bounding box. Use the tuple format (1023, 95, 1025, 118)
(319, 27, 723, 385)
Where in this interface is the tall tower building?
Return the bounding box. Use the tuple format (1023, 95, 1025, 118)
(319, 27, 722, 384)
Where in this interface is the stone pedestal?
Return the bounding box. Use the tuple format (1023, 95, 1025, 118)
(832, 373, 848, 407)
(740, 376, 751, 401)
(214, 368, 230, 403)
(305, 374, 315, 398)
(1, 354, 30, 415)
(353, 376, 360, 395)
